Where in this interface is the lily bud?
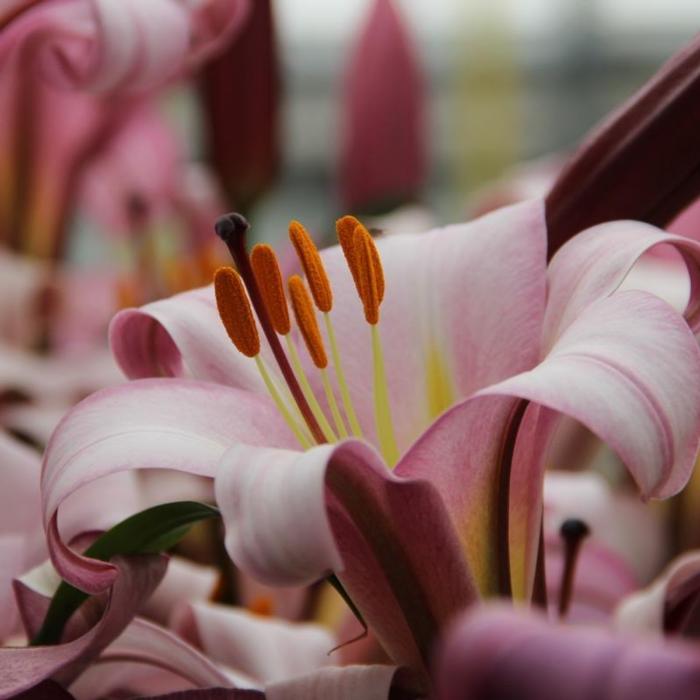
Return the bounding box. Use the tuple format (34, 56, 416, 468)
(547, 33, 700, 258)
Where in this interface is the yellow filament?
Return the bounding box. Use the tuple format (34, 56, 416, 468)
(285, 334, 337, 443)
(321, 368, 348, 439)
(268, 366, 315, 446)
(324, 313, 363, 438)
(371, 324, 399, 466)
(255, 355, 312, 449)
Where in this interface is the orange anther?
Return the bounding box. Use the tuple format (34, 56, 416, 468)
(354, 228, 380, 325)
(250, 244, 291, 335)
(214, 267, 260, 357)
(289, 220, 333, 312)
(288, 275, 328, 369)
(336, 215, 385, 304)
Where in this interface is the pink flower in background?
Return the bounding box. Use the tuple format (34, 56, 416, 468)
(435, 606, 700, 700)
(339, 0, 427, 214)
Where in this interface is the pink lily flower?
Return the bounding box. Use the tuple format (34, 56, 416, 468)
(39, 198, 700, 692)
(339, 0, 427, 213)
(435, 605, 700, 700)
(0, 0, 251, 94)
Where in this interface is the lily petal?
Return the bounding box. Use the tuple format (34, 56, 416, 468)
(544, 220, 700, 347)
(109, 288, 263, 391)
(400, 291, 700, 598)
(0, 555, 166, 698)
(172, 602, 334, 684)
(41, 378, 295, 593)
(215, 440, 476, 677)
(616, 550, 700, 637)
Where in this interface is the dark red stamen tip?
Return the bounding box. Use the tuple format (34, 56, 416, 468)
(215, 212, 250, 244)
(558, 517, 590, 619)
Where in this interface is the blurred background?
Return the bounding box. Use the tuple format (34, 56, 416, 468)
(254, 0, 699, 235)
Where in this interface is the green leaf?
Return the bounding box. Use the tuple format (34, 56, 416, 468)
(31, 501, 220, 647)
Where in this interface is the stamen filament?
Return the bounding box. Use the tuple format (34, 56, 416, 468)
(324, 313, 363, 438)
(215, 214, 326, 444)
(371, 324, 399, 466)
(321, 367, 348, 439)
(285, 334, 337, 443)
(255, 356, 312, 449)
(558, 518, 590, 619)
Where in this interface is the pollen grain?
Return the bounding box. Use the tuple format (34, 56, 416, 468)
(214, 266, 260, 357)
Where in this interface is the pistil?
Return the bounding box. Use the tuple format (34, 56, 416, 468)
(558, 518, 590, 619)
(215, 213, 326, 444)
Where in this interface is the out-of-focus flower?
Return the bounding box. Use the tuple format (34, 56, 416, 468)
(435, 606, 700, 700)
(339, 0, 427, 214)
(200, 0, 280, 214)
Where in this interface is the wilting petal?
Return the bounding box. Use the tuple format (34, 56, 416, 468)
(215, 440, 476, 678)
(41, 378, 295, 593)
(339, 0, 426, 212)
(616, 551, 700, 637)
(544, 220, 700, 346)
(0, 555, 166, 698)
(435, 606, 700, 700)
(172, 602, 334, 683)
(400, 291, 700, 598)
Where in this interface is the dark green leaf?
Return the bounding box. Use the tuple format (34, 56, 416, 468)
(31, 501, 219, 646)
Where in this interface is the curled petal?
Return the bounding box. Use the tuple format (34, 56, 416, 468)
(109, 287, 263, 391)
(41, 378, 295, 593)
(616, 551, 700, 637)
(400, 291, 700, 599)
(545, 220, 700, 347)
(0, 555, 166, 698)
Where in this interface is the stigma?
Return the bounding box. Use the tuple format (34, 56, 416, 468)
(213, 213, 397, 464)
